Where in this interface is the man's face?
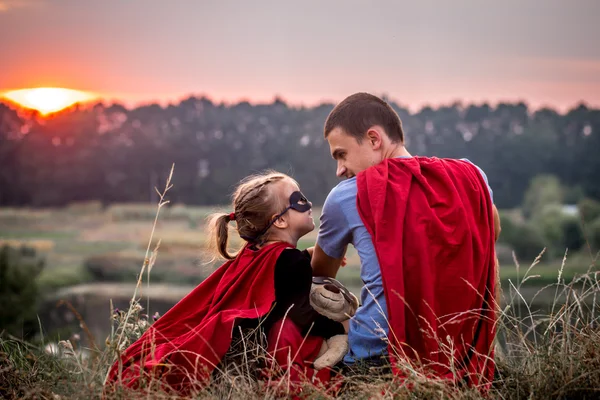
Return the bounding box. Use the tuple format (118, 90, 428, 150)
(326, 127, 381, 179)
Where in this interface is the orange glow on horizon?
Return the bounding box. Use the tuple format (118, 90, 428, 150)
(1, 87, 97, 115)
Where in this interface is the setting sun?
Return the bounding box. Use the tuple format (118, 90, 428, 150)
(1, 88, 97, 115)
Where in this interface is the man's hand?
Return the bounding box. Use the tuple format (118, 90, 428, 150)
(311, 244, 347, 278)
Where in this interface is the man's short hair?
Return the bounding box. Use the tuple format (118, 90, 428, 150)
(324, 92, 404, 143)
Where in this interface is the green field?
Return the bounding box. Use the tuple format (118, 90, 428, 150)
(1, 203, 597, 295)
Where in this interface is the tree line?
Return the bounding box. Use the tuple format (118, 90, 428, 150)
(1, 97, 598, 209)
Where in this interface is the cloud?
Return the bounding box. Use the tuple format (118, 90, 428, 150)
(0, 0, 43, 13)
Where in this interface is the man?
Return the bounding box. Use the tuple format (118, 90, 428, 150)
(311, 93, 501, 387)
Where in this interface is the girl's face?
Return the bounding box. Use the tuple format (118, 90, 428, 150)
(275, 178, 314, 239)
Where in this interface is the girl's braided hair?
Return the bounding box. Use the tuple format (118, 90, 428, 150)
(207, 170, 293, 260)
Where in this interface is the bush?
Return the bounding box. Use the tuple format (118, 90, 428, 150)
(532, 205, 585, 258)
(498, 215, 547, 263)
(563, 184, 585, 204)
(522, 175, 563, 220)
(579, 197, 600, 224)
(502, 223, 547, 263)
(83, 253, 209, 284)
(561, 215, 585, 252)
(36, 264, 92, 291)
(589, 217, 600, 252)
(0, 245, 45, 339)
(497, 213, 520, 245)
(83, 255, 141, 282)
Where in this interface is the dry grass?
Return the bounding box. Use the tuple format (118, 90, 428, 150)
(3, 276, 600, 399)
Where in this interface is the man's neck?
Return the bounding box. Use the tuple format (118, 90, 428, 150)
(386, 143, 411, 159)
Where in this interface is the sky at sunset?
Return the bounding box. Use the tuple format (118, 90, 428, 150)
(1, 0, 599, 112)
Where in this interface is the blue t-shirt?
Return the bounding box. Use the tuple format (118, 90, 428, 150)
(316, 157, 493, 363)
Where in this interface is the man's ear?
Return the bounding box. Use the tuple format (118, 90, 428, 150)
(366, 127, 383, 150)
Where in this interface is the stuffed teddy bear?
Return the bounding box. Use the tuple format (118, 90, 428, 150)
(309, 276, 359, 370)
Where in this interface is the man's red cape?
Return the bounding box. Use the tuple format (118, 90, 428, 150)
(106, 242, 327, 394)
(356, 156, 497, 387)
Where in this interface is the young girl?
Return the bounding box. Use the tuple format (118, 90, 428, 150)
(106, 171, 345, 395)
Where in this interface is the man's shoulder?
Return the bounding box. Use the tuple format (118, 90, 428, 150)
(457, 158, 489, 180)
(319, 178, 360, 231)
(325, 177, 358, 205)
(410, 156, 494, 202)
(456, 158, 494, 202)
(317, 179, 358, 258)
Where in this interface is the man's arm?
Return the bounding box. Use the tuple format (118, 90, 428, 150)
(464, 159, 499, 240)
(311, 243, 346, 278)
(312, 186, 353, 278)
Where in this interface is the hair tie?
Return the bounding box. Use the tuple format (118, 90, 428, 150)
(228, 212, 236, 221)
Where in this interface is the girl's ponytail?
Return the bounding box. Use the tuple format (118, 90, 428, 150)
(207, 212, 235, 260)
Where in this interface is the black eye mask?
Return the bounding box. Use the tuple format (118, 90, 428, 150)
(289, 191, 311, 213)
(240, 191, 312, 242)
